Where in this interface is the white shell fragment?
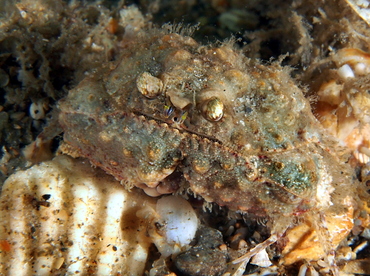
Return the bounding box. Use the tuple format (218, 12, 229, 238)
(156, 196, 198, 248)
(337, 64, 355, 79)
(0, 155, 155, 276)
(136, 195, 198, 259)
(345, 0, 370, 25)
(250, 248, 273, 268)
(29, 99, 48, 120)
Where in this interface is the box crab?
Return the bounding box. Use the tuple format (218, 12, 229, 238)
(58, 28, 361, 270)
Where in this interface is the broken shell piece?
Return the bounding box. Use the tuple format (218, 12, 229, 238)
(345, 0, 370, 25)
(137, 196, 198, 258)
(336, 48, 370, 71)
(314, 48, 370, 163)
(337, 64, 355, 80)
(298, 264, 319, 276)
(152, 196, 198, 257)
(23, 137, 53, 163)
(354, 148, 370, 164)
(317, 80, 343, 106)
(281, 204, 354, 265)
(137, 72, 163, 98)
(344, 124, 370, 164)
(30, 99, 49, 120)
(0, 155, 155, 276)
(250, 249, 272, 268)
(156, 196, 198, 247)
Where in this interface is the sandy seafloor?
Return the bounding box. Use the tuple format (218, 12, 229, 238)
(0, 0, 370, 275)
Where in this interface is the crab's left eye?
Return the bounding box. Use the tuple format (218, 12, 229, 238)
(202, 97, 224, 121)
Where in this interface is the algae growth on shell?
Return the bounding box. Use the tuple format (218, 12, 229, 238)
(59, 29, 348, 219)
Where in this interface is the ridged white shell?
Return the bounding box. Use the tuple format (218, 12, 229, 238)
(0, 155, 156, 276)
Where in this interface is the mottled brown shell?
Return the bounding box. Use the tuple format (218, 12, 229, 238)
(59, 30, 351, 217)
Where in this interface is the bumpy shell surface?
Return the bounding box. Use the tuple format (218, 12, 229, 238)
(59, 29, 353, 217)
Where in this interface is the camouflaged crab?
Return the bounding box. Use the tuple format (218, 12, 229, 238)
(58, 28, 357, 265)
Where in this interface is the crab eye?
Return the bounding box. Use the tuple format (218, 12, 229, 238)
(173, 111, 188, 123)
(164, 104, 175, 117)
(203, 97, 224, 121)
